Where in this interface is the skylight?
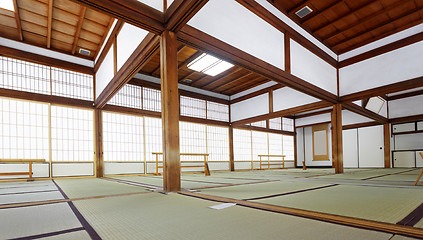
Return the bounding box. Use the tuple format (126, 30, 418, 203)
(0, 0, 15, 11)
(187, 53, 233, 76)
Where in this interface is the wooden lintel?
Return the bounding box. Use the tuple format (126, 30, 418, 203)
(72, 6, 87, 54)
(389, 114, 423, 124)
(95, 33, 160, 108)
(342, 121, 380, 130)
(388, 89, 423, 101)
(234, 125, 295, 136)
(230, 84, 284, 104)
(0, 45, 93, 75)
(231, 101, 332, 126)
(47, 0, 53, 48)
(294, 109, 333, 119)
(72, 0, 164, 35)
(342, 102, 388, 124)
(165, 0, 209, 32)
(12, 0, 23, 41)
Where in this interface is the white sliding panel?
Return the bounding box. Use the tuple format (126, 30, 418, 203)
(358, 125, 384, 168)
(342, 129, 358, 168)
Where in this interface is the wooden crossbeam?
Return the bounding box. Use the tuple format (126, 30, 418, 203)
(342, 102, 388, 124)
(165, 0, 209, 32)
(47, 0, 53, 48)
(12, 0, 23, 41)
(72, 6, 87, 54)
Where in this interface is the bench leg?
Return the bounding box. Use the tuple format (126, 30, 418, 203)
(414, 170, 423, 186)
(27, 162, 34, 182)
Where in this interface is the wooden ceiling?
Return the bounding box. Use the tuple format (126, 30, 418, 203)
(271, 0, 423, 54)
(0, 0, 114, 60)
(137, 43, 277, 96)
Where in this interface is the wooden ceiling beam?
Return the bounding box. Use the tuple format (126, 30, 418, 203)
(198, 67, 244, 89)
(72, 6, 87, 54)
(210, 72, 256, 92)
(94, 20, 124, 73)
(165, 0, 209, 32)
(231, 101, 332, 126)
(149, 45, 186, 76)
(224, 77, 269, 95)
(178, 70, 197, 82)
(93, 18, 115, 60)
(388, 89, 423, 101)
(47, 0, 53, 48)
(178, 26, 338, 104)
(332, 5, 423, 50)
(323, 0, 414, 42)
(95, 33, 160, 108)
(295, 108, 333, 119)
(178, 50, 203, 70)
(12, 0, 23, 41)
(72, 0, 164, 34)
(230, 84, 284, 104)
(342, 102, 388, 124)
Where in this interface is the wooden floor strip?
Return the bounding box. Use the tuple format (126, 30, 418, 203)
(397, 202, 423, 227)
(243, 184, 339, 201)
(178, 191, 423, 239)
(9, 227, 85, 240)
(363, 169, 417, 180)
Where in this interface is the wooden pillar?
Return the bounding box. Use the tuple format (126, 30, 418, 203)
(384, 123, 391, 168)
(160, 30, 180, 192)
(94, 109, 104, 178)
(331, 104, 343, 174)
(293, 119, 298, 167)
(229, 126, 235, 171)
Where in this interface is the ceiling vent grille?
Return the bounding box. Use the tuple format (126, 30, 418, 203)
(79, 48, 91, 56)
(295, 6, 313, 18)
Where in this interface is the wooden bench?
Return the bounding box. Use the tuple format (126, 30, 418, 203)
(415, 152, 423, 186)
(258, 155, 294, 170)
(0, 159, 46, 181)
(152, 153, 210, 176)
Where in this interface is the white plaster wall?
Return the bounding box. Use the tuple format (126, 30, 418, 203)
(231, 93, 269, 122)
(188, 0, 285, 70)
(302, 124, 333, 167)
(273, 87, 320, 112)
(137, 0, 163, 11)
(342, 110, 374, 126)
(296, 128, 304, 166)
(95, 46, 114, 98)
(104, 162, 144, 175)
(339, 41, 423, 96)
(394, 133, 423, 150)
(52, 163, 94, 177)
(117, 23, 149, 71)
(388, 95, 423, 118)
(295, 113, 331, 127)
(291, 39, 337, 95)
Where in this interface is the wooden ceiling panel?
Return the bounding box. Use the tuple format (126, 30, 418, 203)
(51, 38, 73, 52)
(81, 19, 107, 36)
(22, 31, 47, 46)
(53, 0, 81, 15)
(21, 21, 47, 36)
(17, 0, 48, 17)
(51, 30, 74, 45)
(0, 24, 19, 40)
(78, 29, 102, 44)
(52, 20, 76, 36)
(0, 15, 18, 28)
(19, 9, 47, 27)
(52, 7, 79, 26)
(0, 8, 15, 17)
(77, 38, 98, 51)
(84, 8, 110, 27)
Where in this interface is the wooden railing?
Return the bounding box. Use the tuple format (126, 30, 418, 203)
(152, 153, 210, 176)
(415, 152, 423, 186)
(0, 159, 46, 181)
(258, 155, 294, 170)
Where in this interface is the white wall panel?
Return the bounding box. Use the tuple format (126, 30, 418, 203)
(393, 152, 415, 167)
(392, 123, 415, 133)
(234, 162, 251, 170)
(291, 40, 337, 95)
(394, 133, 423, 150)
(104, 162, 144, 175)
(340, 41, 423, 96)
(343, 129, 359, 168)
(342, 110, 374, 126)
(231, 93, 269, 122)
(231, 81, 278, 100)
(95, 47, 114, 98)
(418, 121, 423, 131)
(117, 23, 149, 71)
(52, 163, 94, 177)
(388, 95, 423, 118)
(0, 163, 49, 179)
(137, 0, 163, 11)
(273, 87, 320, 112)
(295, 113, 331, 127)
(188, 0, 285, 69)
(417, 151, 423, 167)
(208, 162, 229, 171)
(296, 128, 304, 166)
(358, 126, 384, 168)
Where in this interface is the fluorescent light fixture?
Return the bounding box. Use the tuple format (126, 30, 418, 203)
(365, 96, 385, 114)
(187, 53, 233, 76)
(0, 0, 15, 11)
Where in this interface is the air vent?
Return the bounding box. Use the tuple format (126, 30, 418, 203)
(295, 6, 313, 18)
(79, 48, 91, 56)
(182, 79, 192, 84)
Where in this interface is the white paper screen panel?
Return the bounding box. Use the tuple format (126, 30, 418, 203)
(339, 41, 423, 96)
(95, 47, 114, 98)
(295, 113, 331, 127)
(230, 93, 269, 122)
(388, 95, 423, 118)
(273, 87, 320, 112)
(342, 110, 374, 126)
(117, 23, 149, 71)
(418, 122, 423, 131)
(395, 134, 423, 150)
(188, 0, 285, 70)
(290, 40, 337, 95)
(392, 123, 415, 133)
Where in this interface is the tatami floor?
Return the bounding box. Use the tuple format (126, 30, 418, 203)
(1, 168, 422, 239)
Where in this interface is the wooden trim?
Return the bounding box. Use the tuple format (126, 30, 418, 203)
(103, 105, 161, 118)
(12, 0, 23, 41)
(95, 33, 160, 108)
(94, 19, 115, 60)
(284, 33, 291, 73)
(231, 101, 332, 126)
(295, 109, 333, 119)
(46, 0, 53, 48)
(295, 121, 332, 129)
(229, 126, 235, 171)
(339, 32, 423, 68)
(331, 104, 343, 174)
(392, 130, 423, 136)
(342, 102, 388, 124)
(340, 76, 423, 103)
(236, 0, 337, 68)
(342, 121, 380, 130)
(180, 116, 229, 127)
(312, 124, 329, 161)
(230, 85, 284, 104)
(389, 114, 423, 124)
(387, 89, 423, 101)
(384, 123, 391, 168)
(0, 88, 94, 109)
(177, 26, 338, 104)
(73, 0, 164, 35)
(0, 46, 93, 75)
(72, 6, 87, 54)
(234, 125, 295, 136)
(94, 109, 104, 177)
(94, 20, 124, 73)
(165, 0, 209, 32)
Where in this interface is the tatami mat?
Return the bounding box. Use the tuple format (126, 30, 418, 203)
(114, 175, 226, 189)
(254, 184, 423, 224)
(0, 191, 64, 205)
(0, 202, 82, 239)
(42, 230, 92, 240)
(416, 219, 423, 229)
(73, 192, 391, 240)
(54, 178, 149, 199)
(314, 169, 412, 180)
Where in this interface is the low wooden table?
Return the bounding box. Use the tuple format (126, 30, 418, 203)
(414, 153, 423, 186)
(0, 159, 46, 181)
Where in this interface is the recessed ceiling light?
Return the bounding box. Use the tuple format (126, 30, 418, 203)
(295, 6, 313, 18)
(79, 48, 91, 56)
(187, 53, 233, 77)
(0, 0, 15, 11)
(182, 79, 192, 84)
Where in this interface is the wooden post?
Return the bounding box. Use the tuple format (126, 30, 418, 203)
(160, 30, 181, 192)
(94, 109, 104, 178)
(28, 161, 33, 181)
(331, 104, 343, 174)
(229, 126, 235, 171)
(384, 123, 391, 168)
